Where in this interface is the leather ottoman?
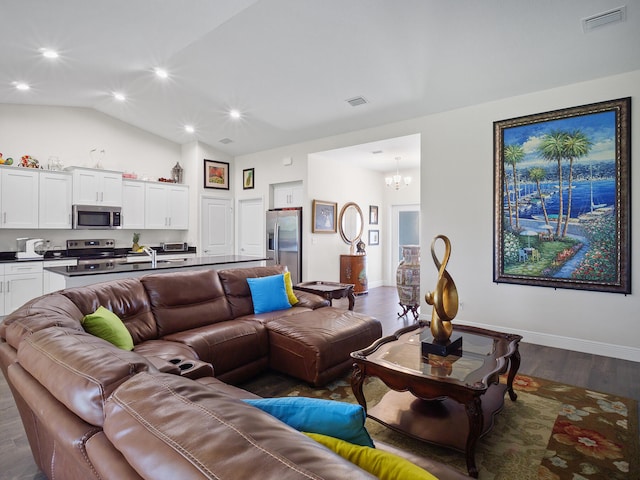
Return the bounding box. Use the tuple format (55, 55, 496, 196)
(264, 308, 381, 386)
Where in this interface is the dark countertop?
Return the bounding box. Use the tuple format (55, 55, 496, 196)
(44, 255, 268, 277)
(0, 247, 198, 263)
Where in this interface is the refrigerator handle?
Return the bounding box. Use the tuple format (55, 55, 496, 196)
(274, 224, 279, 264)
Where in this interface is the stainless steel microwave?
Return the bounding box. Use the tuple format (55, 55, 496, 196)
(72, 205, 122, 230)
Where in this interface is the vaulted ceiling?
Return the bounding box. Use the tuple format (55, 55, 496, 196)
(2, 0, 639, 157)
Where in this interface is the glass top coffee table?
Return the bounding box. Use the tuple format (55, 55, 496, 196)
(350, 323, 522, 478)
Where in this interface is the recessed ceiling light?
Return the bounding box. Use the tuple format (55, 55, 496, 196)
(154, 68, 169, 79)
(184, 125, 195, 133)
(229, 109, 241, 119)
(40, 49, 59, 59)
(113, 92, 126, 101)
(15, 82, 30, 91)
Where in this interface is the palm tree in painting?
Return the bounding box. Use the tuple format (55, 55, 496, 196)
(561, 130, 592, 236)
(528, 167, 551, 226)
(504, 144, 525, 230)
(537, 130, 567, 237)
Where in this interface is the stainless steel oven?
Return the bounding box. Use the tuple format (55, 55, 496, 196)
(66, 239, 127, 270)
(72, 205, 121, 230)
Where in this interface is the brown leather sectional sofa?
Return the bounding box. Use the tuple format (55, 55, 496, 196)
(0, 265, 468, 479)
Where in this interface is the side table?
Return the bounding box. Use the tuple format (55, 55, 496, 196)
(294, 281, 355, 310)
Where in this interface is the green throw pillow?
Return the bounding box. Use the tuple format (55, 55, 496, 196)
(305, 433, 438, 480)
(283, 271, 299, 305)
(82, 306, 134, 351)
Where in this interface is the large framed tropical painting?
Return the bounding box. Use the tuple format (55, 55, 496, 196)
(493, 97, 630, 294)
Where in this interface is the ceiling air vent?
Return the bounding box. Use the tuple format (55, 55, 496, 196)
(582, 6, 626, 32)
(219, 138, 233, 144)
(346, 96, 368, 107)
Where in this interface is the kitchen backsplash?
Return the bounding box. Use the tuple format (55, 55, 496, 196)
(0, 229, 190, 253)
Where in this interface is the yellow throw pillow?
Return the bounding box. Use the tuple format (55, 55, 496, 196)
(82, 306, 134, 351)
(305, 433, 438, 480)
(283, 271, 299, 305)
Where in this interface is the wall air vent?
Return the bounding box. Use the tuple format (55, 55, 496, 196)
(219, 138, 233, 144)
(346, 96, 368, 107)
(582, 6, 626, 32)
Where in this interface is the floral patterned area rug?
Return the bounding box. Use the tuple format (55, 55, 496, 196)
(242, 373, 638, 480)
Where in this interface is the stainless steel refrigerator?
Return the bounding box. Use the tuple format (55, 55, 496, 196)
(266, 208, 302, 284)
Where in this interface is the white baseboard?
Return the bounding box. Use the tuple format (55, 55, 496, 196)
(419, 315, 640, 363)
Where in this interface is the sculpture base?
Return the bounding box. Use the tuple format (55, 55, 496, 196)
(421, 332, 463, 358)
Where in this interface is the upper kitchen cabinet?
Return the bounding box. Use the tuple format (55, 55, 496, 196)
(1, 167, 39, 229)
(39, 171, 72, 229)
(68, 167, 122, 206)
(121, 180, 146, 229)
(272, 181, 303, 209)
(144, 182, 189, 230)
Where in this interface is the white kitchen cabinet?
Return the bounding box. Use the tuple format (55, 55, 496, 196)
(39, 171, 73, 229)
(69, 167, 123, 206)
(1, 168, 40, 229)
(166, 184, 189, 229)
(144, 182, 189, 230)
(273, 181, 303, 208)
(2, 262, 43, 315)
(43, 258, 77, 294)
(122, 180, 146, 229)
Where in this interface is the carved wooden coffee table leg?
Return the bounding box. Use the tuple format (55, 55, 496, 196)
(351, 363, 367, 413)
(464, 396, 483, 478)
(506, 345, 521, 401)
(346, 286, 355, 310)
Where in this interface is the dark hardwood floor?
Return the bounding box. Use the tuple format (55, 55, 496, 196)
(1, 286, 637, 479)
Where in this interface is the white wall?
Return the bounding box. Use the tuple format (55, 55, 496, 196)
(418, 71, 640, 361)
(306, 155, 385, 285)
(237, 70, 640, 361)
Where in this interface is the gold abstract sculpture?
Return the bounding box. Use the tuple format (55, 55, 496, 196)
(424, 235, 459, 342)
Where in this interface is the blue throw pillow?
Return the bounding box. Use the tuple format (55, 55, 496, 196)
(246, 274, 291, 314)
(244, 397, 374, 447)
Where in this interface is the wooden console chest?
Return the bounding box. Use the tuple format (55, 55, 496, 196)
(339, 254, 368, 295)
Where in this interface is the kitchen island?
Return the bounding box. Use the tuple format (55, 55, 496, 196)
(44, 255, 268, 289)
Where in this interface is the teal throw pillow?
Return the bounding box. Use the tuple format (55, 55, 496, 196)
(244, 397, 374, 447)
(247, 274, 291, 314)
(81, 306, 134, 351)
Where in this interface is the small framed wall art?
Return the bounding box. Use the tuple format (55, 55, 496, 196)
(369, 205, 378, 224)
(204, 159, 229, 190)
(368, 229, 379, 246)
(312, 200, 337, 233)
(243, 168, 255, 189)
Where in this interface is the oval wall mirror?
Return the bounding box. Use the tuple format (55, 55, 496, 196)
(338, 202, 364, 245)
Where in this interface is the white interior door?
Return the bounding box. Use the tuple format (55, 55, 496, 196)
(200, 196, 232, 256)
(238, 197, 264, 257)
